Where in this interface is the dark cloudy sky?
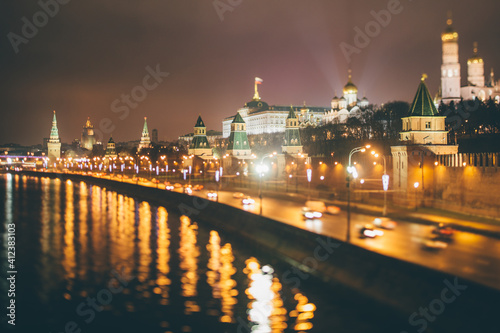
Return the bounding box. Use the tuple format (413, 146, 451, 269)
(1, 0, 499, 145)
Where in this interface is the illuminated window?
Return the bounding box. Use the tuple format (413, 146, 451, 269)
(425, 122, 431, 129)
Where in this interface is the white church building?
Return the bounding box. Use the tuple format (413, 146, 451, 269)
(439, 15, 500, 104)
(323, 71, 370, 124)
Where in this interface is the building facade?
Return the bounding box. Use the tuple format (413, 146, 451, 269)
(222, 80, 326, 138)
(392, 76, 458, 194)
(324, 72, 370, 124)
(439, 15, 500, 103)
(138, 117, 151, 151)
(81, 117, 96, 150)
(47, 111, 61, 161)
(460, 43, 500, 102)
(282, 106, 303, 155)
(105, 136, 117, 158)
(226, 112, 252, 158)
(188, 115, 213, 158)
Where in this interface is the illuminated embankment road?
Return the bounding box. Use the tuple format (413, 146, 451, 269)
(100, 175, 500, 290)
(150, 182, 499, 291)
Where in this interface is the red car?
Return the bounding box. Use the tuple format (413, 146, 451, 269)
(431, 224, 454, 238)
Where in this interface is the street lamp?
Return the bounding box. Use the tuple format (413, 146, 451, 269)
(346, 144, 371, 243)
(307, 168, 312, 200)
(257, 153, 274, 215)
(215, 170, 220, 202)
(371, 151, 389, 216)
(414, 182, 419, 211)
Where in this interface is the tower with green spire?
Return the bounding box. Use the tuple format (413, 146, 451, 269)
(138, 117, 151, 151)
(282, 106, 303, 155)
(47, 110, 61, 161)
(391, 75, 458, 197)
(226, 112, 252, 158)
(400, 75, 448, 145)
(105, 136, 117, 158)
(188, 115, 213, 157)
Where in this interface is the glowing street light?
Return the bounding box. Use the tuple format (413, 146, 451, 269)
(414, 182, 420, 211)
(346, 144, 371, 243)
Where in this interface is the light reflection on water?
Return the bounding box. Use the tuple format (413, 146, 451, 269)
(2, 175, 323, 332)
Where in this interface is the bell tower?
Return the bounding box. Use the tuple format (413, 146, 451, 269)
(440, 13, 461, 103)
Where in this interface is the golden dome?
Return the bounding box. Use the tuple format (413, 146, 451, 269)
(441, 16, 458, 42)
(467, 42, 483, 64)
(343, 73, 358, 95)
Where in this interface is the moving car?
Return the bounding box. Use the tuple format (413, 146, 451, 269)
(207, 191, 218, 200)
(165, 185, 174, 191)
(373, 217, 397, 230)
(359, 224, 384, 238)
(325, 205, 341, 215)
(423, 238, 448, 250)
(184, 187, 193, 195)
(305, 200, 326, 213)
(301, 207, 322, 220)
(431, 223, 454, 239)
(233, 192, 245, 199)
(241, 196, 255, 205)
(193, 184, 204, 191)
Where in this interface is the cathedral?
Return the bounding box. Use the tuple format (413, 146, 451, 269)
(439, 15, 500, 104)
(323, 71, 370, 124)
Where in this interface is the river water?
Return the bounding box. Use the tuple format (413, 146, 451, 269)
(0, 174, 401, 332)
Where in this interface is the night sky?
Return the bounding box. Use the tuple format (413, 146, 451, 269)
(1, 0, 499, 145)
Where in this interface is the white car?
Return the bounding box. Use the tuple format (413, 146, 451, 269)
(373, 217, 397, 230)
(241, 197, 255, 205)
(301, 207, 322, 220)
(207, 191, 218, 200)
(359, 224, 384, 238)
(423, 238, 448, 250)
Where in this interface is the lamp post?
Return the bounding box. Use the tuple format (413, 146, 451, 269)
(371, 151, 389, 217)
(215, 170, 220, 202)
(257, 152, 275, 215)
(346, 145, 370, 243)
(414, 182, 419, 211)
(307, 168, 312, 200)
